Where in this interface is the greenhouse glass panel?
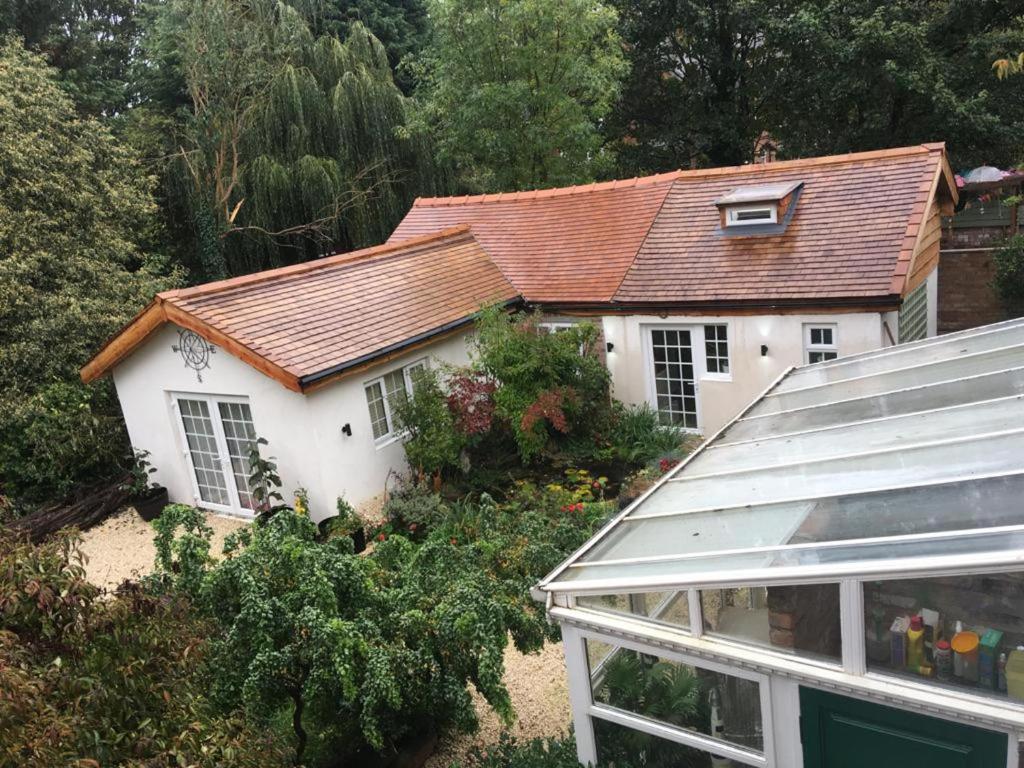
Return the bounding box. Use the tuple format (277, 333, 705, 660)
(555, 527, 1024, 591)
(754, 344, 1024, 415)
(587, 641, 764, 753)
(594, 718, 758, 767)
(700, 585, 841, 663)
(719, 368, 1024, 445)
(687, 396, 1024, 476)
(577, 591, 689, 630)
(574, 476, 1024, 571)
(659, 431, 1024, 514)
(864, 571, 1024, 703)
(775, 322, 1024, 393)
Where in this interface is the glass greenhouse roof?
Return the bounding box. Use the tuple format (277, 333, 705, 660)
(541, 318, 1024, 594)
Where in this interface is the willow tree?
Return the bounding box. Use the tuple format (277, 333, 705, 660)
(147, 0, 446, 280)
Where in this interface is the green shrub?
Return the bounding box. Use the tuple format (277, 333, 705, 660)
(394, 366, 466, 477)
(608, 402, 685, 465)
(0, 530, 288, 768)
(459, 734, 586, 768)
(993, 234, 1024, 316)
(473, 307, 611, 460)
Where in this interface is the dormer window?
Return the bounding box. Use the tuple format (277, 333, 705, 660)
(726, 204, 777, 226)
(715, 181, 803, 230)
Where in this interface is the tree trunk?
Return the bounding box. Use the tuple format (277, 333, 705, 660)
(292, 690, 307, 766)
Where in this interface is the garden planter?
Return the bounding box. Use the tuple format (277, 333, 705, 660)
(134, 486, 168, 521)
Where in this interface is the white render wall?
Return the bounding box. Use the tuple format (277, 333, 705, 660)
(111, 323, 472, 522)
(600, 311, 892, 435)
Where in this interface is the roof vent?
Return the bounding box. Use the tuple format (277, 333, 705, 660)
(715, 181, 802, 229)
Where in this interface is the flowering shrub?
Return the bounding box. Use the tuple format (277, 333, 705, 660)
(447, 369, 498, 436)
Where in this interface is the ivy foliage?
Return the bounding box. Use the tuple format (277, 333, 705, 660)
(0, 39, 178, 502)
(0, 530, 288, 768)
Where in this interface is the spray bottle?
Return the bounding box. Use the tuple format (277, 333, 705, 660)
(710, 688, 730, 768)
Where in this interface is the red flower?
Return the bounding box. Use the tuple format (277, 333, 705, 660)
(409, 522, 418, 532)
(450, 537, 458, 546)
(376, 532, 386, 542)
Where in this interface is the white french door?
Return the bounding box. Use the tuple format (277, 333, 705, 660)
(647, 327, 701, 430)
(173, 394, 258, 516)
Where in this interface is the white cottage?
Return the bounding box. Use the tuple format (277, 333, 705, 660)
(82, 143, 956, 522)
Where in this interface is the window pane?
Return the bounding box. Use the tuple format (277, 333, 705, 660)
(589, 642, 763, 755)
(865, 572, 1024, 702)
(704, 325, 729, 376)
(177, 398, 230, 506)
(577, 591, 690, 630)
(218, 401, 257, 510)
(595, 718, 716, 767)
(701, 585, 841, 663)
(364, 382, 389, 439)
(383, 369, 408, 405)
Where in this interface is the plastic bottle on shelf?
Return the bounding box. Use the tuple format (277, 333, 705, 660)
(998, 652, 1008, 693)
(907, 616, 926, 669)
(953, 621, 965, 678)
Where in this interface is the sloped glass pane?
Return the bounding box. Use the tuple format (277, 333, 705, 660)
(720, 367, 1024, 444)
(688, 396, 1024, 477)
(757, 344, 1024, 415)
(777, 322, 1024, 393)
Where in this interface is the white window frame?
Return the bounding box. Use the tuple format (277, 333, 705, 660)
(804, 323, 838, 364)
(170, 392, 257, 518)
(363, 358, 428, 447)
(726, 204, 778, 227)
(539, 321, 578, 334)
(703, 323, 732, 381)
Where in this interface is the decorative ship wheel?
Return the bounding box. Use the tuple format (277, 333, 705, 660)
(173, 329, 216, 382)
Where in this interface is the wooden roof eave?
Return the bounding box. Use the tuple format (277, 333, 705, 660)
(79, 296, 304, 393)
(890, 145, 958, 298)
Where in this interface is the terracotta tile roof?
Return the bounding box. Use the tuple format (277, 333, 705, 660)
(615, 145, 950, 304)
(81, 227, 519, 391)
(388, 172, 681, 302)
(390, 144, 954, 306)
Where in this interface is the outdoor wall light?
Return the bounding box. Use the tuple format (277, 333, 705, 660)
(761, 344, 769, 357)
(341, 423, 352, 437)
(606, 342, 615, 353)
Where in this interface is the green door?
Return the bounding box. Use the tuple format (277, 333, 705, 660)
(800, 687, 1007, 768)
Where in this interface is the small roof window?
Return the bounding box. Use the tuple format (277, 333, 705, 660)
(715, 181, 803, 229)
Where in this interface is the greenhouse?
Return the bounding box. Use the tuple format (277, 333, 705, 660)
(538, 317, 1024, 768)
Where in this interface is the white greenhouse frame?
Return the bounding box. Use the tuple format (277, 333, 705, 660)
(538, 317, 1024, 768)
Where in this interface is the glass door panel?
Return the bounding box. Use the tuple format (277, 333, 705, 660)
(177, 397, 231, 506)
(217, 401, 258, 510)
(651, 328, 698, 429)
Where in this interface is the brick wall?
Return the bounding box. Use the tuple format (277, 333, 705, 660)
(937, 220, 1015, 333)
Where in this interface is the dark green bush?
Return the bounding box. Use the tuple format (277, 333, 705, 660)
(459, 734, 588, 768)
(993, 234, 1024, 316)
(394, 365, 466, 477)
(0, 530, 288, 768)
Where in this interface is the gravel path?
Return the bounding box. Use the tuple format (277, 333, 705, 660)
(78, 506, 250, 591)
(425, 640, 572, 768)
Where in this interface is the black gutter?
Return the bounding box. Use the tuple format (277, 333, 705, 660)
(299, 296, 524, 389)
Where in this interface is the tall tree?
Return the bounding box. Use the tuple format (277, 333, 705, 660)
(317, 0, 429, 93)
(139, 0, 446, 281)
(416, 0, 629, 192)
(0, 38, 177, 501)
(0, 0, 142, 116)
(610, 1, 1024, 173)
